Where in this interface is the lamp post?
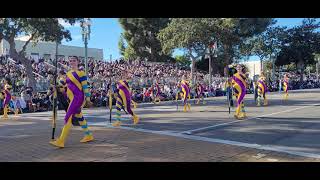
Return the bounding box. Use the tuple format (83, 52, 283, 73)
(206, 47, 212, 86)
(316, 56, 320, 82)
(207, 41, 217, 86)
(0, 18, 4, 33)
(80, 18, 92, 75)
(0, 18, 5, 56)
(0, 18, 4, 31)
(271, 54, 275, 81)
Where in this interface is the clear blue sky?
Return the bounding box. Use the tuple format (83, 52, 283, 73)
(61, 18, 307, 61)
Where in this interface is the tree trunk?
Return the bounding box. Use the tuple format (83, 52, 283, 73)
(224, 44, 231, 66)
(297, 59, 304, 83)
(8, 39, 37, 92)
(208, 54, 212, 85)
(190, 57, 196, 82)
(20, 56, 37, 91)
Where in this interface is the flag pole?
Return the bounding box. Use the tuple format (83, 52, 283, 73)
(51, 40, 59, 140)
(109, 77, 112, 124)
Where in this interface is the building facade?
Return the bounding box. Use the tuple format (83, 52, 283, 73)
(243, 60, 262, 79)
(0, 39, 104, 61)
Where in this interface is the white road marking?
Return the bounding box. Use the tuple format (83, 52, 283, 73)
(252, 153, 267, 159)
(88, 122, 142, 126)
(96, 125, 320, 159)
(181, 103, 320, 135)
(181, 120, 244, 135)
(266, 158, 279, 162)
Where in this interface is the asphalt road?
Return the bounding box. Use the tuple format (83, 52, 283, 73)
(17, 88, 320, 160)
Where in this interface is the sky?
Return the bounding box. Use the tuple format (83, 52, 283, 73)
(61, 18, 307, 61)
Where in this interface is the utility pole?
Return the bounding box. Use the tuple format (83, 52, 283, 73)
(209, 48, 212, 86)
(317, 57, 319, 82)
(80, 18, 92, 75)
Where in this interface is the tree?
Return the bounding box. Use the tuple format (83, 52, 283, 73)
(174, 54, 191, 69)
(252, 25, 287, 79)
(0, 18, 80, 91)
(196, 55, 226, 75)
(217, 18, 274, 66)
(158, 18, 220, 80)
(158, 18, 273, 80)
(0, 18, 4, 42)
(118, 33, 126, 57)
(118, 18, 171, 62)
(275, 18, 320, 81)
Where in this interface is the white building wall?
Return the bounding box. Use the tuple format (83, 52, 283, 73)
(0, 39, 103, 60)
(243, 61, 262, 79)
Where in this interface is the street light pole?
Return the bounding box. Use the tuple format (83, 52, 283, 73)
(81, 18, 91, 75)
(272, 56, 275, 80)
(316, 57, 320, 82)
(84, 35, 88, 75)
(51, 33, 59, 141)
(208, 41, 217, 86)
(209, 48, 212, 86)
(0, 18, 4, 57)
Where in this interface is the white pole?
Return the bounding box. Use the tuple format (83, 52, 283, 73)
(254, 63, 255, 78)
(317, 58, 319, 82)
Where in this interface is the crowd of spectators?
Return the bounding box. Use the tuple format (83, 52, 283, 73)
(0, 54, 320, 114)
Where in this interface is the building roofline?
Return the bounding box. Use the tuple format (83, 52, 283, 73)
(4, 39, 103, 51)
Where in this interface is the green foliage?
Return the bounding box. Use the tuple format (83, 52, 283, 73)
(0, 18, 79, 44)
(0, 18, 80, 91)
(124, 45, 137, 60)
(274, 18, 320, 81)
(157, 18, 273, 79)
(158, 18, 217, 59)
(174, 54, 191, 68)
(263, 60, 274, 72)
(118, 18, 171, 62)
(118, 33, 126, 57)
(275, 18, 320, 67)
(158, 18, 273, 65)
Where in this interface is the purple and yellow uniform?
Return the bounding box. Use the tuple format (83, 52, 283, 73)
(181, 80, 191, 112)
(112, 80, 139, 127)
(283, 77, 289, 100)
(64, 70, 91, 126)
(2, 83, 12, 118)
(3, 84, 12, 108)
(50, 70, 93, 148)
(257, 76, 268, 106)
(232, 72, 247, 119)
(196, 83, 206, 105)
(153, 83, 161, 104)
